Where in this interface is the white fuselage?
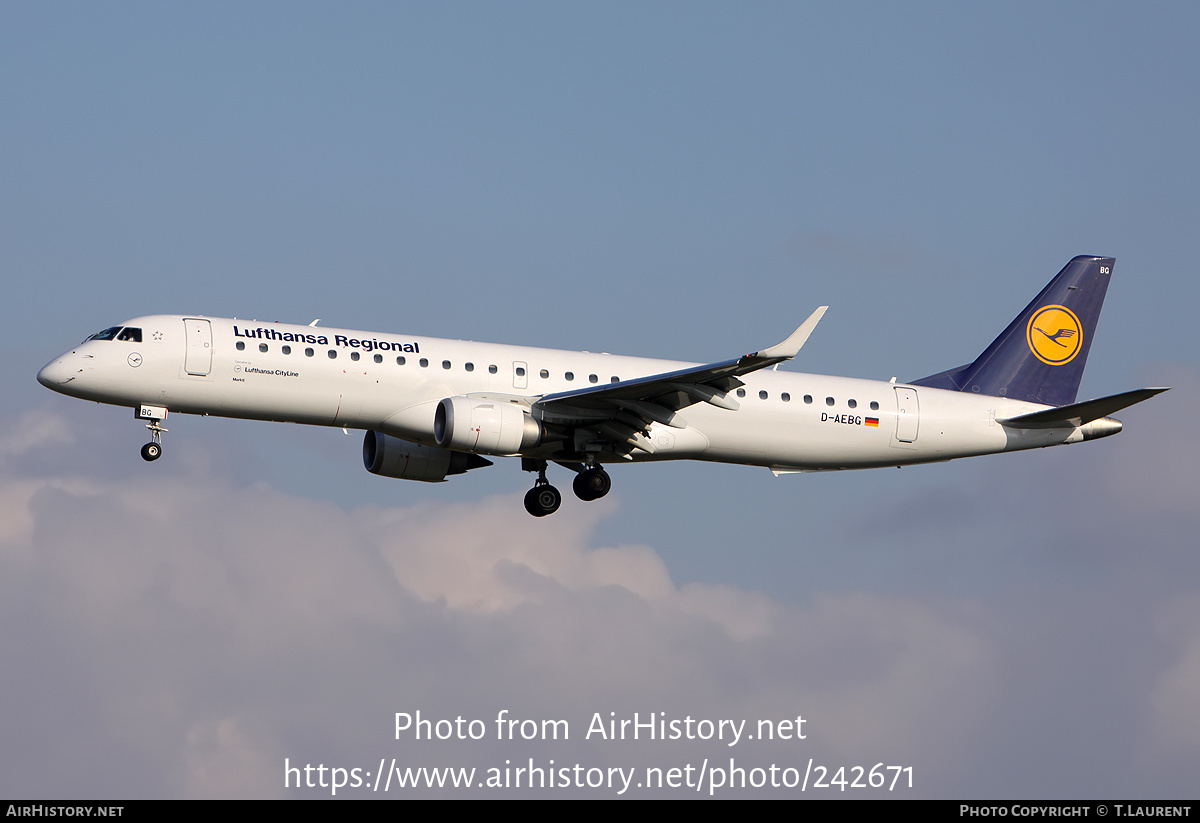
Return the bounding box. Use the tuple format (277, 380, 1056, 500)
(37, 314, 1081, 472)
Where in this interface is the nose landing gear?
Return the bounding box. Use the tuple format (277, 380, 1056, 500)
(136, 404, 168, 462)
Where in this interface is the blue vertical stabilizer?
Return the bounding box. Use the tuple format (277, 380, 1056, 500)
(912, 256, 1113, 406)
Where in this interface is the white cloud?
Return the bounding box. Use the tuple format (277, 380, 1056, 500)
(0, 409, 73, 459)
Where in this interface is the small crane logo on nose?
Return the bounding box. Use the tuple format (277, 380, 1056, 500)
(128, 353, 143, 368)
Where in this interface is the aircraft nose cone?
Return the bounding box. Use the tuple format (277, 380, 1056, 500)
(37, 357, 76, 389)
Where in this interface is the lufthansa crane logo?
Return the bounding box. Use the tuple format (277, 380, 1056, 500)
(1026, 305, 1083, 365)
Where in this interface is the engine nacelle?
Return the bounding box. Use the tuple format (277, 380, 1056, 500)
(433, 396, 541, 455)
(363, 431, 492, 483)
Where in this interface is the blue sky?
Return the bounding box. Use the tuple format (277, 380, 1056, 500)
(3, 2, 1198, 797)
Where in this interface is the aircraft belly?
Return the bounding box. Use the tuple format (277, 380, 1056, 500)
(691, 403, 896, 468)
(689, 395, 1013, 470)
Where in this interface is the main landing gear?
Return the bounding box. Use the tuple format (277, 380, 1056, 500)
(572, 466, 611, 502)
(524, 483, 561, 517)
(523, 460, 561, 517)
(521, 459, 611, 517)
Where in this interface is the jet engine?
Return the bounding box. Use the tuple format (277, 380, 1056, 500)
(363, 431, 492, 483)
(433, 396, 542, 455)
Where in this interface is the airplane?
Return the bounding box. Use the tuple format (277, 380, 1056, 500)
(37, 255, 1166, 516)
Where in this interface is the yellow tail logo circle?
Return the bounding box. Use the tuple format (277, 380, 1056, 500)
(1026, 305, 1083, 365)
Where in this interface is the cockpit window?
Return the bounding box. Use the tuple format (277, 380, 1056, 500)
(87, 327, 123, 341)
(116, 327, 142, 342)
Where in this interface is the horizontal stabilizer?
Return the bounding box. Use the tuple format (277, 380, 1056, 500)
(998, 387, 1168, 429)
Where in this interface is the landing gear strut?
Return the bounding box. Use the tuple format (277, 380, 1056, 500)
(141, 419, 166, 462)
(522, 459, 561, 517)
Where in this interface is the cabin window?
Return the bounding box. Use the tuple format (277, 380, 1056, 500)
(259, 343, 268, 353)
(282, 345, 292, 355)
(328, 350, 337, 359)
(373, 354, 382, 363)
(515, 366, 526, 377)
(826, 397, 834, 406)
(419, 358, 429, 368)
(870, 401, 879, 410)
(759, 390, 768, 400)
(442, 360, 451, 370)
(540, 369, 549, 379)
(489, 365, 498, 374)
(589, 374, 598, 384)
(847, 399, 857, 409)
(781, 392, 791, 402)
(350, 351, 360, 361)
(305, 348, 314, 357)
(565, 372, 574, 381)
(465, 363, 474, 372)
(611, 376, 619, 383)
(803, 395, 813, 404)
(236, 341, 245, 351)
(736, 388, 746, 398)
(396, 356, 406, 365)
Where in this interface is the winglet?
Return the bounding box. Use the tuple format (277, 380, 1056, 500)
(753, 306, 828, 361)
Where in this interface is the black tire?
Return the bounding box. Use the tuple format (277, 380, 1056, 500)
(141, 442, 162, 462)
(524, 484, 561, 516)
(573, 468, 611, 501)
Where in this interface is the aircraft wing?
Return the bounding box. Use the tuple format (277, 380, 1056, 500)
(532, 308, 827, 453)
(997, 387, 1169, 429)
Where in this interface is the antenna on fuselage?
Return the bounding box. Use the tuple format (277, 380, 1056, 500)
(309, 319, 321, 327)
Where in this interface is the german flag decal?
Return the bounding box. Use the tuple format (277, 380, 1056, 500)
(865, 417, 879, 427)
